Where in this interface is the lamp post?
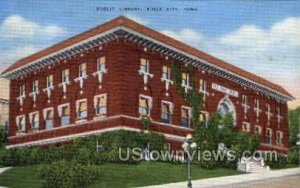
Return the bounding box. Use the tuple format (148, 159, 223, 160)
(182, 134, 197, 188)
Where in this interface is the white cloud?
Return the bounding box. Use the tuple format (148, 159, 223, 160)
(0, 15, 67, 40)
(125, 14, 148, 25)
(162, 29, 204, 48)
(0, 45, 40, 72)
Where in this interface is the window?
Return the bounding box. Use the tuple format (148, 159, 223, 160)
(76, 99, 87, 119)
(266, 103, 272, 121)
(30, 112, 39, 129)
(199, 111, 209, 125)
(140, 58, 150, 73)
(32, 80, 39, 93)
(276, 106, 282, 124)
(162, 66, 171, 80)
(19, 84, 25, 97)
(139, 95, 152, 116)
(97, 56, 106, 72)
(181, 107, 191, 128)
(276, 131, 283, 145)
(181, 72, 190, 87)
(16, 115, 25, 132)
(242, 122, 250, 132)
(266, 128, 272, 144)
(199, 79, 207, 93)
(59, 104, 70, 126)
(44, 108, 54, 129)
(254, 99, 260, 117)
(62, 69, 70, 83)
(79, 63, 87, 77)
(94, 94, 107, 117)
(242, 94, 248, 105)
(161, 101, 172, 124)
(47, 74, 54, 88)
(254, 125, 262, 135)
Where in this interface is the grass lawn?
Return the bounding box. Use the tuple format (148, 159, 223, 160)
(0, 162, 241, 188)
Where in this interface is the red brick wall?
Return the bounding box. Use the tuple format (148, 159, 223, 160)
(8, 39, 289, 151)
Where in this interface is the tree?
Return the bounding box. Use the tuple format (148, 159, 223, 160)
(288, 107, 300, 146)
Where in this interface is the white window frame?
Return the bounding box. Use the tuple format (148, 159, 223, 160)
(276, 106, 283, 125)
(181, 106, 192, 128)
(266, 128, 273, 145)
(254, 125, 262, 135)
(253, 98, 261, 118)
(266, 103, 273, 123)
(93, 56, 107, 86)
(94, 94, 108, 118)
(76, 99, 88, 120)
(161, 101, 174, 124)
(242, 122, 250, 132)
(139, 95, 152, 116)
(43, 107, 54, 130)
(199, 111, 209, 126)
(161, 66, 173, 94)
(17, 84, 26, 107)
(78, 62, 87, 78)
(138, 58, 154, 87)
(29, 111, 39, 130)
(46, 74, 54, 88)
(58, 103, 70, 126)
(16, 115, 26, 132)
(43, 74, 55, 102)
(181, 72, 192, 92)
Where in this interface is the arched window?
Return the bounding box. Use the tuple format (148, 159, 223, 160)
(217, 97, 237, 126)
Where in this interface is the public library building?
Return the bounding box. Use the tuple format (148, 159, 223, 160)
(1, 17, 294, 154)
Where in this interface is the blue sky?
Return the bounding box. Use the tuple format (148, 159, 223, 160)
(0, 0, 299, 107)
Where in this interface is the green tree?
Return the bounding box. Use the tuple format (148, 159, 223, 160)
(288, 107, 300, 146)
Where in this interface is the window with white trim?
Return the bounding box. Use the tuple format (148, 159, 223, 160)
(47, 74, 54, 88)
(199, 111, 209, 125)
(76, 99, 87, 119)
(139, 58, 150, 73)
(242, 94, 248, 105)
(32, 80, 39, 93)
(161, 101, 173, 124)
(242, 122, 250, 132)
(16, 115, 26, 132)
(58, 104, 70, 126)
(44, 108, 54, 130)
(254, 98, 261, 117)
(254, 125, 262, 135)
(199, 79, 207, 101)
(276, 131, 283, 145)
(94, 94, 107, 117)
(97, 56, 106, 72)
(182, 72, 190, 87)
(276, 106, 283, 125)
(266, 103, 272, 122)
(139, 95, 152, 116)
(19, 84, 25, 97)
(181, 106, 191, 128)
(79, 63, 87, 77)
(266, 128, 272, 144)
(162, 66, 171, 80)
(62, 69, 70, 83)
(30, 111, 39, 130)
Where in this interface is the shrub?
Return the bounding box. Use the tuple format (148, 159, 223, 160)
(38, 160, 101, 188)
(0, 130, 164, 166)
(265, 154, 287, 169)
(287, 147, 300, 165)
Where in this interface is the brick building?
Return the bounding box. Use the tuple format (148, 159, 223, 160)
(0, 17, 294, 153)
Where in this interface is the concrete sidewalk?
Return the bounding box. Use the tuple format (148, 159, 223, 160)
(142, 167, 300, 188)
